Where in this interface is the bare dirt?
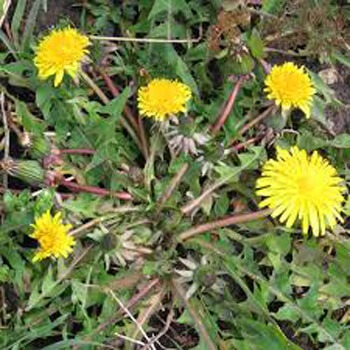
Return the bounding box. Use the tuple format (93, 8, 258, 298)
(325, 65, 350, 135)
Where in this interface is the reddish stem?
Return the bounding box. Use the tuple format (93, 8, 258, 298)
(59, 149, 95, 155)
(4, 22, 13, 41)
(231, 136, 262, 151)
(259, 59, 272, 74)
(100, 69, 149, 159)
(73, 277, 159, 350)
(211, 76, 246, 134)
(60, 179, 132, 200)
(237, 104, 275, 137)
(99, 70, 140, 132)
(178, 209, 272, 242)
(137, 114, 149, 159)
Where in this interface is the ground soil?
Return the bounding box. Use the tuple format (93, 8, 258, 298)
(28, 0, 81, 31)
(325, 65, 350, 134)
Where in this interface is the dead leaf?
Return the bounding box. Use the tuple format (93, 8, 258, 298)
(318, 67, 339, 85)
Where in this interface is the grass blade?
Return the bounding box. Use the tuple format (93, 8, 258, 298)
(10, 0, 27, 48)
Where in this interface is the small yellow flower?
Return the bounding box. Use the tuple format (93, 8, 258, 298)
(264, 62, 316, 118)
(256, 146, 344, 237)
(34, 27, 91, 87)
(137, 78, 192, 120)
(30, 210, 75, 262)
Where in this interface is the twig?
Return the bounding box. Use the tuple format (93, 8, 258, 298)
(0, 93, 9, 189)
(89, 32, 202, 44)
(211, 76, 246, 134)
(265, 47, 308, 57)
(108, 290, 156, 350)
(178, 209, 272, 242)
(70, 207, 140, 237)
(129, 288, 164, 348)
(156, 163, 189, 213)
(237, 104, 276, 137)
(141, 306, 175, 349)
(114, 332, 146, 347)
(127, 246, 153, 255)
(125, 278, 160, 310)
(7, 119, 24, 141)
(60, 179, 132, 200)
(171, 279, 217, 350)
(75, 278, 160, 350)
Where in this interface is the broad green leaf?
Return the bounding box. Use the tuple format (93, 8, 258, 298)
(330, 134, 350, 148)
(101, 86, 131, 121)
(332, 51, 350, 70)
(262, 0, 285, 14)
(148, 0, 192, 20)
(247, 30, 265, 59)
(274, 303, 300, 323)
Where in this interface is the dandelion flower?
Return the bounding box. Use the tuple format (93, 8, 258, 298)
(30, 210, 75, 262)
(137, 78, 192, 120)
(264, 62, 316, 118)
(34, 27, 91, 87)
(256, 146, 344, 237)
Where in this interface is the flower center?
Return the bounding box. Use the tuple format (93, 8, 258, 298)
(297, 175, 317, 197)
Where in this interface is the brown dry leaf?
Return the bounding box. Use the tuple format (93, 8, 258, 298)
(318, 68, 339, 85)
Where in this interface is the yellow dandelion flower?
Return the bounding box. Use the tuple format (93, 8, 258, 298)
(256, 146, 344, 237)
(264, 62, 316, 118)
(137, 78, 192, 120)
(34, 27, 91, 87)
(30, 210, 75, 262)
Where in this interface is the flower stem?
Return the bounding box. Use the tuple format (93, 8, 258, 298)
(89, 35, 201, 44)
(156, 163, 189, 213)
(59, 148, 95, 155)
(99, 69, 140, 132)
(137, 114, 149, 160)
(60, 178, 132, 200)
(229, 135, 262, 152)
(1, 92, 9, 189)
(178, 209, 272, 242)
(211, 76, 246, 134)
(259, 58, 272, 74)
(80, 70, 109, 104)
(72, 274, 154, 350)
(237, 104, 276, 137)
